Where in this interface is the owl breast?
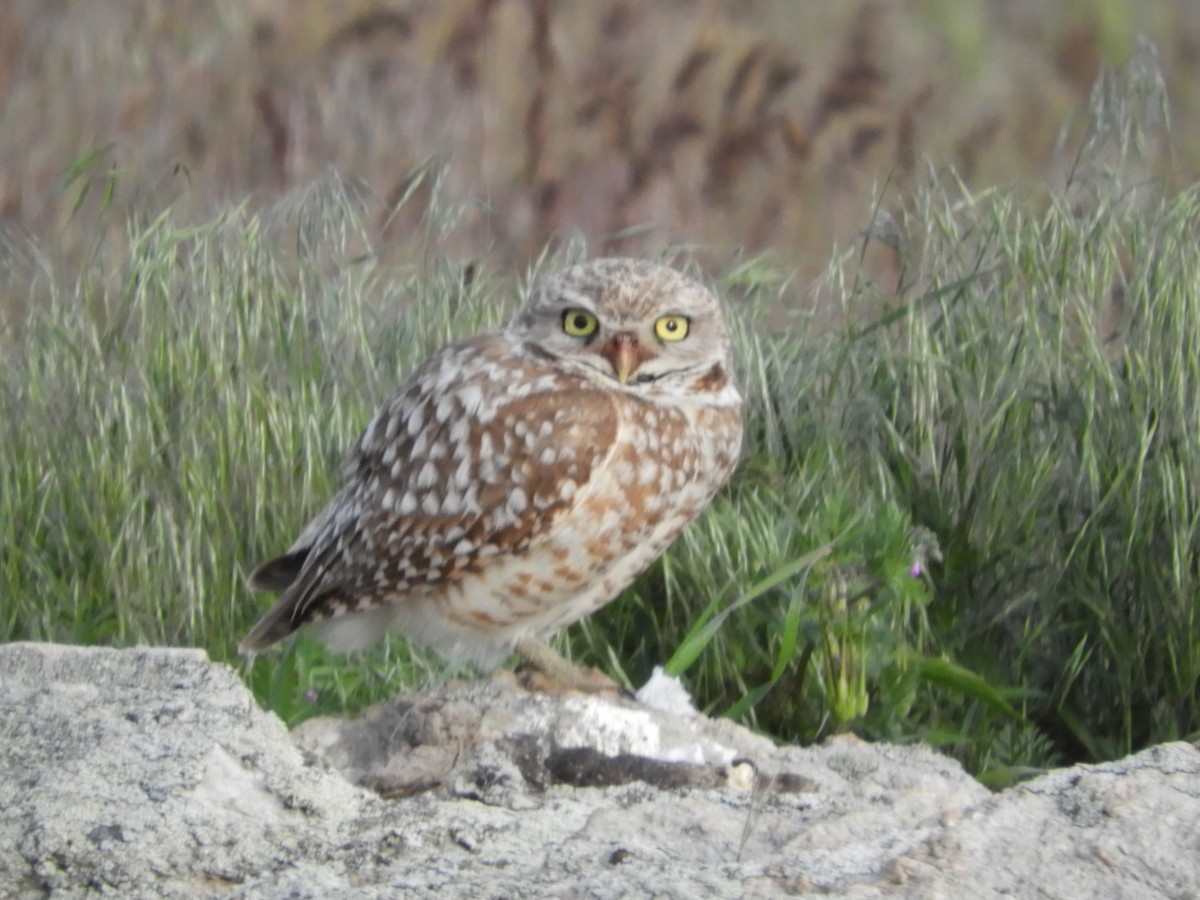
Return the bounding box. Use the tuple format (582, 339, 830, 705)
(425, 389, 742, 664)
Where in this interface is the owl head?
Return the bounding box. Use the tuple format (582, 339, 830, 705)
(509, 258, 735, 400)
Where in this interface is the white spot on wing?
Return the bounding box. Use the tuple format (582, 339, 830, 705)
(462, 483, 481, 516)
(411, 431, 428, 458)
(406, 406, 424, 437)
(508, 488, 528, 517)
(416, 462, 437, 489)
(454, 458, 473, 490)
(458, 383, 484, 416)
(361, 417, 378, 449)
(385, 411, 401, 440)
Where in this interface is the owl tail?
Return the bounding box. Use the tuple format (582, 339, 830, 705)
(239, 547, 313, 654)
(246, 548, 309, 591)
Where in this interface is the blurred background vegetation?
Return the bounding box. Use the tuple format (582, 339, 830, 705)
(4, 0, 1200, 785)
(3, 0, 1198, 283)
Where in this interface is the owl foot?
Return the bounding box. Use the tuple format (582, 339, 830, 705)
(512, 635, 627, 696)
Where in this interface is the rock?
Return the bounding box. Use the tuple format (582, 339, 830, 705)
(1, 642, 1197, 898)
(289, 669, 792, 801)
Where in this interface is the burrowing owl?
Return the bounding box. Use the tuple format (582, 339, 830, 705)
(240, 258, 743, 678)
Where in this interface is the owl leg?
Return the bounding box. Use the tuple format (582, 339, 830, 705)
(512, 635, 625, 696)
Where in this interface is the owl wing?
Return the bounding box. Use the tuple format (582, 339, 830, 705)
(240, 334, 620, 652)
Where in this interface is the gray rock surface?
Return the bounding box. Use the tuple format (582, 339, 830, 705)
(1, 642, 1197, 898)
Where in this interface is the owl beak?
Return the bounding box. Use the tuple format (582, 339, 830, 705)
(601, 332, 643, 384)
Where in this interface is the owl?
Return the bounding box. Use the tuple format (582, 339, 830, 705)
(240, 258, 743, 682)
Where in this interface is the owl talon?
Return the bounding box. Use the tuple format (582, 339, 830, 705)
(512, 636, 627, 696)
(515, 665, 628, 697)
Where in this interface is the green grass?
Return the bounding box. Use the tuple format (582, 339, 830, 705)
(6, 75, 1200, 783)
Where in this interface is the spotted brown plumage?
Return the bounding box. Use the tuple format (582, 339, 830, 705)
(240, 258, 744, 672)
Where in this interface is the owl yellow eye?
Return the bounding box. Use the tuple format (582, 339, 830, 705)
(562, 309, 599, 338)
(654, 315, 690, 342)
